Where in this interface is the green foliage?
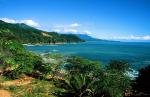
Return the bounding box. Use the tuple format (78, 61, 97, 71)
(65, 56, 101, 75)
(107, 60, 129, 72)
(105, 60, 131, 97)
(55, 74, 98, 97)
(55, 57, 131, 97)
(0, 38, 47, 79)
(102, 70, 131, 97)
(0, 39, 25, 55)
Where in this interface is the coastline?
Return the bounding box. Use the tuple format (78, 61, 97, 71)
(23, 42, 82, 46)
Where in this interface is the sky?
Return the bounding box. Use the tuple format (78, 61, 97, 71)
(0, 0, 150, 41)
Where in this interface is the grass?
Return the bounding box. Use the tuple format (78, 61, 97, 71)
(0, 76, 10, 83)
(0, 76, 64, 97)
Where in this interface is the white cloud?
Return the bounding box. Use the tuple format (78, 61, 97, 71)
(110, 35, 150, 40)
(52, 23, 92, 35)
(20, 20, 41, 27)
(55, 23, 80, 28)
(0, 18, 41, 27)
(143, 35, 150, 40)
(69, 23, 80, 27)
(0, 18, 16, 23)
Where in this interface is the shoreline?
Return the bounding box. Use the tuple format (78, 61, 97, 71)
(23, 42, 82, 46)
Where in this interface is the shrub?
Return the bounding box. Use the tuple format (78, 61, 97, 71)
(107, 60, 129, 72)
(55, 57, 131, 97)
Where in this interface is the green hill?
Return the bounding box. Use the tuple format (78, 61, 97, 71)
(0, 20, 84, 44)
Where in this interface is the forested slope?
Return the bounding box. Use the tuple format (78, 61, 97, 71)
(0, 20, 84, 44)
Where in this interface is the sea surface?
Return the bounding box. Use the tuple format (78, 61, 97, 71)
(25, 41, 150, 70)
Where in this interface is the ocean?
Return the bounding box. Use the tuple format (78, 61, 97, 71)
(25, 41, 150, 70)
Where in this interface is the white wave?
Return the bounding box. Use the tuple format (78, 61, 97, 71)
(125, 68, 139, 80)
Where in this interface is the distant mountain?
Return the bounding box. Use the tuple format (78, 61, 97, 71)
(76, 34, 120, 42)
(76, 34, 109, 41)
(0, 20, 84, 44)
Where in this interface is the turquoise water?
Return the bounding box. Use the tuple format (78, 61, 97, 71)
(25, 41, 150, 70)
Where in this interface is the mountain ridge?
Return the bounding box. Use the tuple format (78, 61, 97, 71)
(0, 20, 84, 44)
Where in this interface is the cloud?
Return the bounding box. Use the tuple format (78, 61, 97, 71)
(143, 35, 150, 40)
(69, 23, 80, 27)
(53, 23, 91, 35)
(55, 23, 80, 28)
(20, 20, 41, 27)
(111, 35, 150, 40)
(0, 18, 16, 23)
(0, 18, 41, 27)
(53, 28, 78, 34)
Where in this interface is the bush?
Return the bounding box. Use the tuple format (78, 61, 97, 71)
(0, 39, 49, 79)
(65, 56, 101, 75)
(107, 60, 129, 72)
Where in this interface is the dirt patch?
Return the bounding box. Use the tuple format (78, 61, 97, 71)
(0, 76, 32, 87)
(0, 90, 11, 97)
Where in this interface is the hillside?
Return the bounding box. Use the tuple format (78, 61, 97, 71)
(0, 20, 84, 44)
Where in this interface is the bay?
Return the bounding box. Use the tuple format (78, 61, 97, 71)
(25, 41, 150, 70)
